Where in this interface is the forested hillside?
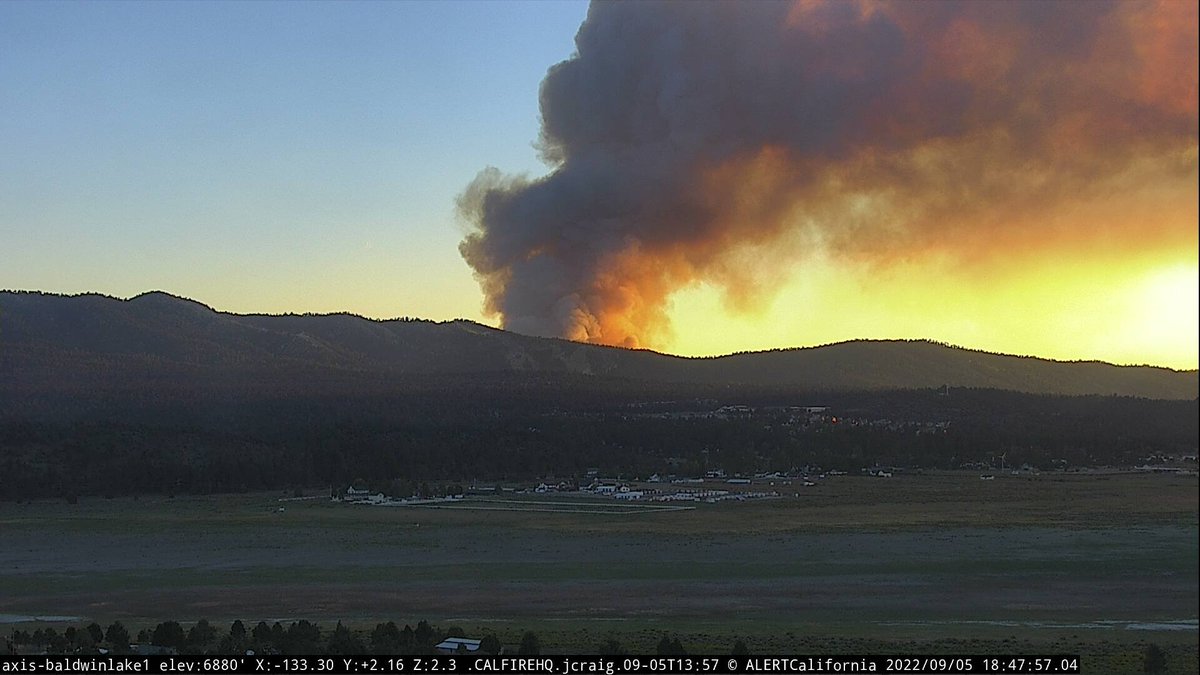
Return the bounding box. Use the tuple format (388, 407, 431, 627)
(1, 291, 1196, 499)
(2, 290, 1195, 397)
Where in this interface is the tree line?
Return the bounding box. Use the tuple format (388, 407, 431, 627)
(6, 619, 498, 656)
(1, 380, 1195, 500)
(5, 619, 748, 657)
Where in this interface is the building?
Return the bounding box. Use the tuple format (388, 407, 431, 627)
(435, 638, 482, 654)
(343, 487, 373, 502)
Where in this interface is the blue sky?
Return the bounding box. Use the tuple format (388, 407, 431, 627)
(1, 0, 588, 320)
(2, 1, 1196, 369)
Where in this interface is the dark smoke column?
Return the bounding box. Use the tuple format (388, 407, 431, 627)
(458, 1, 825, 349)
(458, 0, 1198, 349)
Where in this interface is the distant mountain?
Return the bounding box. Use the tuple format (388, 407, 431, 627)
(1, 290, 1195, 399)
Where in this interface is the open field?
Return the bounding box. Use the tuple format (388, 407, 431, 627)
(405, 497, 696, 514)
(1, 472, 1196, 665)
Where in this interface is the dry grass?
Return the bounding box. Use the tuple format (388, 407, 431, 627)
(1, 471, 1194, 662)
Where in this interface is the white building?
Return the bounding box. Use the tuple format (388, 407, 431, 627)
(435, 638, 482, 654)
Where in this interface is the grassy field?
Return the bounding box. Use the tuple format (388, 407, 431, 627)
(1, 472, 1196, 667)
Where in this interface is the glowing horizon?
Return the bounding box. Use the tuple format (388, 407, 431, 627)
(2, 1, 1196, 372)
(7, 281, 1195, 372)
(457, 1, 1199, 372)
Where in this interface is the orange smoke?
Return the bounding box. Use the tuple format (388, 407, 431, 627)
(459, 0, 1198, 350)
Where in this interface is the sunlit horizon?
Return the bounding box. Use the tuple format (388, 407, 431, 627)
(2, 1, 1196, 373)
(7, 278, 1196, 372)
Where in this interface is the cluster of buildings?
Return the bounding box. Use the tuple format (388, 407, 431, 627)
(579, 478, 783, 503)
(332, 486, 464, 506)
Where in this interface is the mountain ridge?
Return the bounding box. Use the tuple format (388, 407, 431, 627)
(1, 289, 1195, 399)
(7, 288, 1193, 372)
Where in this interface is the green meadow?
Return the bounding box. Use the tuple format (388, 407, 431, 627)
(2, 472, 1195, 668)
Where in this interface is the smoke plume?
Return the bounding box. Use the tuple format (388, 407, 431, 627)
(459, 0, 1198, 349)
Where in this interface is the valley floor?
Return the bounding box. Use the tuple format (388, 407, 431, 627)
(1, 472, 1196, 669)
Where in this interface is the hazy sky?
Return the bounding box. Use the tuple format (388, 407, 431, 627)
(2, 1, 587, 318)
(2, 1, 1197, 370)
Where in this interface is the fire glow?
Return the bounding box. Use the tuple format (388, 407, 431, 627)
(459, 1, 1198, 366)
